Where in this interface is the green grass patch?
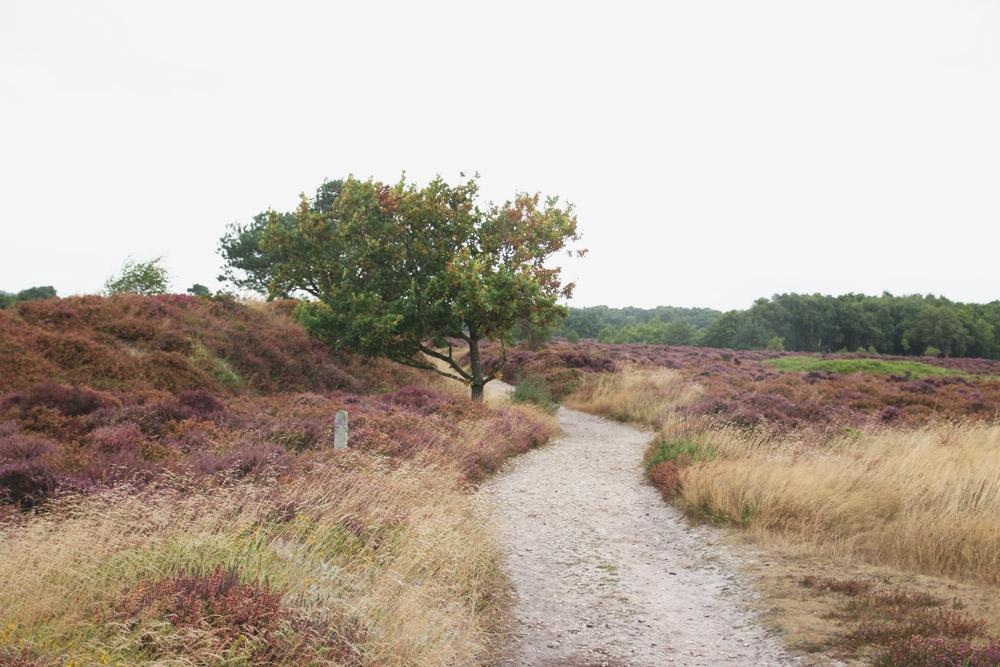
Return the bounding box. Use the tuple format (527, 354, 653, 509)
(645, 437, 717, 471)
(764, 356, 968, 378)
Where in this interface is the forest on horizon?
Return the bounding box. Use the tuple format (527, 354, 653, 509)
(6, 286, 1000, 360)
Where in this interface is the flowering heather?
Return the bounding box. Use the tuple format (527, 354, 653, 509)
(112, 564, 310, 664)
(0, 377, 554, 507)
(0, 295, 558, 666)
(0, 295, 377, 395)
(795, 577, 998, 665)
(483, 341, 1000, 429)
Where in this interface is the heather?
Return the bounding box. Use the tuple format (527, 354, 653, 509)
(0, 295, 558, 666)
(0, 294, 373, 395)
(797, 576, 999, 665)
(0, 381, 552, 513)
(483, 341, 1000, 428)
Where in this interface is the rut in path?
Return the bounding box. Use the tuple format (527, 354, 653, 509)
(482, 401, 796, 667)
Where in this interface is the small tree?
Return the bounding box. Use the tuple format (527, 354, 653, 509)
(187, 284, 211, 297)
(258, 174, 583, 401)
(104, 257, 170, 296)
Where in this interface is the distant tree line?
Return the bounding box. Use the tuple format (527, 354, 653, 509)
(699, 293, 1000, 359)
(0, 286, 57, 309)
(527, 305, 722, 346)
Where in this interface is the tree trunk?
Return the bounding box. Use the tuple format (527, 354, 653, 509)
(468, 331, 486, 403)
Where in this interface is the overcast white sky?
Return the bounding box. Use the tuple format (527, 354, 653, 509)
(2, 0, 998, 312)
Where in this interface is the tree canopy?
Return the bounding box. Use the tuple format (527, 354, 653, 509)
(218, 179, 344, 296)
(0, 286, 57, 309)
(698, 292, 1000, 358)
(228, 174, 583, 401)
(103, 257, 170, 296)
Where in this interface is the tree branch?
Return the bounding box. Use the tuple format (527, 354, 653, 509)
(395, 354, 469, 383)
(418, 344, 472, 381)
(489, 337, 509, 380)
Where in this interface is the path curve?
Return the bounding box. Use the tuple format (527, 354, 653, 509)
(482, 397, 795, 666)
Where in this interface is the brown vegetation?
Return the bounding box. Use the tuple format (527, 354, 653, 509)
(0, 295, 557, 666)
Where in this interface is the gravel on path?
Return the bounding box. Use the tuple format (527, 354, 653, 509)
(481, 399, 797, 667)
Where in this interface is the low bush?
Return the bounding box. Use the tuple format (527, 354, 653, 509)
(796, 577, 996, 664)
(511, 374, 559, 414)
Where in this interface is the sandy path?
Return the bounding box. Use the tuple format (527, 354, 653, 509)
(481, 396, 795, 666)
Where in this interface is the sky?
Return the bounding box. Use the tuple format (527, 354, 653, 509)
(2, 0, 998, 312)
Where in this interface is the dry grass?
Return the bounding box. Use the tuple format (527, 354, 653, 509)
(0, 454, 506, 666)
(726, 542, 1000, 664)
(563, 365, 704, 427)
(678, 421, 1000, 585)
(423, 355, 562, 436)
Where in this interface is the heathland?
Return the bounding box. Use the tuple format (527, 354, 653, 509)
(488, 340, 1000, 665)
(0, 294, 558, 666)
(5, 289, 1000, 665)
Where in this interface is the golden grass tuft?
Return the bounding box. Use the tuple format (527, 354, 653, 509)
(679, 421, 1000, 585)
(563, 365, 704, 427)
(0, 455, 507, 666)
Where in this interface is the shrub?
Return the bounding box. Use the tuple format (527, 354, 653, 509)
(879, 405, 902, 423)
(512, 374, 559, 414)
(0, 650, 46, 667)
(176, 390, 226, 418)
(0, 461, 63, 508)
(0, 428, 56, 462)
(648, 460, 686, 499)
(117, 564, 288, 660)
(0, 383, 110, 416)
(871, 636, 1000, 666)
(378, 385, 453, 416)
(645, 437, 716, 470)
(103, 257, 170, 296)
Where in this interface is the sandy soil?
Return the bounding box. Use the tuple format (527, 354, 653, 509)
(481, 397, 797, 666)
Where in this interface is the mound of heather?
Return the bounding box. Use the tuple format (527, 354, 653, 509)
(0, 294, 373, 395)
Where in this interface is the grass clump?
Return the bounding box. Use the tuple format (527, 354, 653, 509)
(563, 366, 703, 427)
(642, 434, 717, 503)
(644, 436, 716, 470)
(678, 422, 1000, 584)
(764, 356, 969, 378)
(512, 374, 559, 414)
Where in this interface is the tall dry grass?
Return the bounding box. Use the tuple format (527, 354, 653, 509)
(563, 365, 704, 427)
(0, 454, 506, 666)
(678, 421, 1000, 584)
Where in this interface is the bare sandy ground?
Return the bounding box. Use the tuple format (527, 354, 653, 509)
(481, 398, 797, 666)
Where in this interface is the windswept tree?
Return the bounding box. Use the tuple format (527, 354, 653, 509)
(253, 174, 583, 401)
(104, 257, 170, 296)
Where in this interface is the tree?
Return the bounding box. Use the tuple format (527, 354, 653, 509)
(218, 179, 343, 295)
(187, 284, 211, 297)
(104, 257, 170, 296)
(16, 286, 56, 301)
(258, 175, 583, 401)
(1, 286, 57, 309)
(511, 318, 555, 351)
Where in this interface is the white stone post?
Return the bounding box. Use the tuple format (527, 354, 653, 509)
(334, 410, 348, 450)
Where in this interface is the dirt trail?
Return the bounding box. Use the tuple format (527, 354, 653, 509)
(482, 391, 795, 666)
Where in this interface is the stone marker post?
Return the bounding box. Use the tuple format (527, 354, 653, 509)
(334, 410, 349, 451)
